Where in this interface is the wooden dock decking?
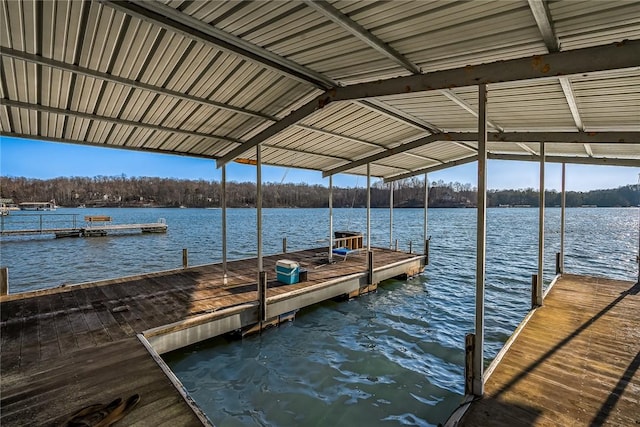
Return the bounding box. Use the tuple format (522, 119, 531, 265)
(1, 247, 423, 426)
(459, 274, 640, 426)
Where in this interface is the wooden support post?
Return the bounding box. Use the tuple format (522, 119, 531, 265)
(425, 238, 430, 265)
(282, 237, 287, 253)
(258, 271, 267, 323)
(0, 267, 8, 296)
(395, 239, 398, 251)
(465, 333, 475, 395)
(555, 252, 561, 275)
(409, 240, 412, 254)
(531, 274, 541, 309)
(368, 250, 374, 285)
(182, 248, 188, 269)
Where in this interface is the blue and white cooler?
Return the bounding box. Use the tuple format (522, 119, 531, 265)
(276, 259, 300, 285)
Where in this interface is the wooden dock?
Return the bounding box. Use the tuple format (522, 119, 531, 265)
(0, 247, 424, 426)
(456, 274, 640, 426)
(0, 222, 168, 237)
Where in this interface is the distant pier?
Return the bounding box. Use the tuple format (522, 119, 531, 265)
(0, 215, 167, 238)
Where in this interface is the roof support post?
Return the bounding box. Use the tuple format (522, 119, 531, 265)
(473, 84, 488, 397)
(389, 181, 394, 250)
(222, 164, 228, 285)
(537, 142, 546, 306)
(560, 163, 566, 275)
(329, 175, 334, 263)
(367, 163, 371, 252)
(424, 173, 429, 257)
(257, 145, 263, 274)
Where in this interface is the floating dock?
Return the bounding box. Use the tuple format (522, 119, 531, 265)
(451, 274, 640, 426)
(0, 247, 425, 426)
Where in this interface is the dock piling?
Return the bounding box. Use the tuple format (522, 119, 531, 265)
(555, 252, 562, 274)
(258, 271, 267, 322)
(182, 248, 188, 269)
(409, 240, 412, 254)
(395, 239, 398, 251)
(0, 267, 7, 296)
(282, 237, 287, 253)
(464, 333, 475, 395)
(531, 274, 542, 308)
(368, 250, 374, 285)
(424, 238, 430, 265)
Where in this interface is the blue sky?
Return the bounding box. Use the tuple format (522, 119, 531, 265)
(1, 136, 637, 191)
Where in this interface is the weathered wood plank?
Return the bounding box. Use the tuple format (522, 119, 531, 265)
(460, 275, 640, 427)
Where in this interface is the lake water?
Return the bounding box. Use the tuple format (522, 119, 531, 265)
(1, 207, 638, 426)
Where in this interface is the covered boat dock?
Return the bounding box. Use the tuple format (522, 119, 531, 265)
(1, 1, 639, 425)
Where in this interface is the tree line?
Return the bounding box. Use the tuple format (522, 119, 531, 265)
(0, 175, 637, 208)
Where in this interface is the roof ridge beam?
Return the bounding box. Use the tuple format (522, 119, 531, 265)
(330, 40, 640, 101)
(303, 0, 421, 74)
(103, 0, 335, 89)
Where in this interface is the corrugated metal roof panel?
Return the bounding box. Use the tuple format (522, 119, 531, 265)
(379, 92, 478, 131)
(572, 74, 640, 130)
(551, 1, 640, 50)
(1, 0, 637, 178)
(590, 144, 640, 159)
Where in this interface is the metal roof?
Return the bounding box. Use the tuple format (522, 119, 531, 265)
(1, 0, 638, 180)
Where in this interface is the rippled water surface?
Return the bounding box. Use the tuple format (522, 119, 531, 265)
(2, 207, 638, 426)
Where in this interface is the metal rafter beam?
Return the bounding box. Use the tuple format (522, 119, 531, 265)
(384, 156, 479, 183)
(0, 131, 221, 160)
(357, 99, 441, 133)
(104, 0, 334, 89)
(323, 133, 441, 177)
(488, 153, 639, 167)
(0, 48, 273, 121)
(2, 100, 352, 162)
(439, 89, 504, 132)
(528, 0, 561, 52)
(218, 40, 640, 167)
(528, 1, 596, 160)
(323, 131, 640, 176)
(3, 99, 243, 144)
(559, 78, 583, 130)
(303, 0, 421, 74)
